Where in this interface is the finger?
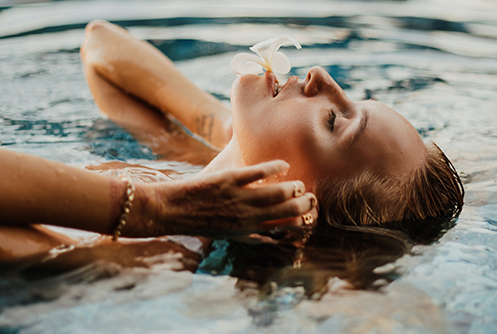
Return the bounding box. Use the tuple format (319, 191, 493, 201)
(260, 206, 319, 229)
(301, 206, 319, 227)
(232, 160, 290, 186)
(231, 234, 278, 245)
(305, 193, 318, 212)
(244, 180, 306, 205)
(252, 192, 318, 222)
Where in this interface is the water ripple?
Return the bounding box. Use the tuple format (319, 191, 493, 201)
(0, 0, 496, 333)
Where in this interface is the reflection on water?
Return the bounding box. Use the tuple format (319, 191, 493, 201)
(0, 0, 497, 333)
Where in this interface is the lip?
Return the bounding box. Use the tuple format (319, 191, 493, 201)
(265, 71, 277, 97)
(265, 72, 300, 98)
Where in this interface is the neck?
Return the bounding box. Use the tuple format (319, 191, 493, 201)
(198, 138, 245, 176)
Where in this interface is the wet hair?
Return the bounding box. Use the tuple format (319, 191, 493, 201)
(314, 142, 464, 244)
(204, 143, 464, 294)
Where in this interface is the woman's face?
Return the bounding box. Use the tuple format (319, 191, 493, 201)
(230, 66, 427, 191)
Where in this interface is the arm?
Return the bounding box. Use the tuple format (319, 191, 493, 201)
(0, 148, 126, 234)
(0, 149, 317, 237)
(81, 20, 232, 149)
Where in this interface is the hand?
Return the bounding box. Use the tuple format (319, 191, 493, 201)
(126, 160, 318, 237)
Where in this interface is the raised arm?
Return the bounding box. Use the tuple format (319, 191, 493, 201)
(0, 149, 317, 237)
(81, 20, 232, 149)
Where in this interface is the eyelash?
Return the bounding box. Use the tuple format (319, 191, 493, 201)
(327, 111, 336, 131)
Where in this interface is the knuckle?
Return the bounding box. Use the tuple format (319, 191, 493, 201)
(288, 180, 306, 196)
(296, 180, 306, 191)
(273, 188, 287, 201)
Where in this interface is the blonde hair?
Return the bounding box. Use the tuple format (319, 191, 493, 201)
(315, 142, 464, 242)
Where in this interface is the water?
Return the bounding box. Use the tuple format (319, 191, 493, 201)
(0, 0, 497, 333)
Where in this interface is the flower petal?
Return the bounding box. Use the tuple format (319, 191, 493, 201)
(230, 53, 266, 75)
(270, 52, 292, 74)
(267, 37, 302, 64)
(249, 37, 278, 63)
(237, 62, 264, 75)
(232, 37, 302, 76)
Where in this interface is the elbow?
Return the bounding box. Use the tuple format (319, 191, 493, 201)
(80, 20, 115, 62)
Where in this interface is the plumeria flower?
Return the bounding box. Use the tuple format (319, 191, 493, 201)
(230, 37, 302, 77)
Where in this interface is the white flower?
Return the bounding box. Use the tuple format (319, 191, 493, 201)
(230, 37, 302, 76)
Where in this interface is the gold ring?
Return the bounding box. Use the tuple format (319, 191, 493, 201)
(292, 181, 304, 197)
(302, 213, 314, 225)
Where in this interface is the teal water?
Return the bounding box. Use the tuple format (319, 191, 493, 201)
(0, 0, 496, 333)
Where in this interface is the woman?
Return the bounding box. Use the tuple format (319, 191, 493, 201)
(0, 20, 463, 267)
(0, 23, 318, 262)
(80, 20, 463, 230)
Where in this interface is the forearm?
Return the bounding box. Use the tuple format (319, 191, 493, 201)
(0, 150, 317, 238)
(0, 149, 125, 234)
(81, 21, 231, 147)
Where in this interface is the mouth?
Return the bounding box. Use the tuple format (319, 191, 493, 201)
(274, 82, 283, 97)
(266, 71, 286, 98)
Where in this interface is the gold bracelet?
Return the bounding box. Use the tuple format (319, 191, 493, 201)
(112, 174, 135, 241)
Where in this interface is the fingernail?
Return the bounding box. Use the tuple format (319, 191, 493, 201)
(307, 193, 318, 209)
(309, 194, 317, 208)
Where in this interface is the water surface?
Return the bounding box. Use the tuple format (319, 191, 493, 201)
(0, 0, 496, 333)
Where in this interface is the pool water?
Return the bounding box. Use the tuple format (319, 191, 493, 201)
(1, 0, 497, 333)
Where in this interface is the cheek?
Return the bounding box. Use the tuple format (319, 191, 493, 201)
(239, 114, 316, 165)
(266, 121, 323, 185)
(268, 112, 317, 149)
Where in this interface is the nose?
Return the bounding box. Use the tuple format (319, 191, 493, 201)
(304, 67, 349, 105)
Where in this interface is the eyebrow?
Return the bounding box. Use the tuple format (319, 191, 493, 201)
(350, 110, 369, 145)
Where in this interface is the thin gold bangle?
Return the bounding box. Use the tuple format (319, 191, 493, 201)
(112, 174, 135, 241)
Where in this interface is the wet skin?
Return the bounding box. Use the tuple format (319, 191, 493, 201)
(229, 66, 427, 191)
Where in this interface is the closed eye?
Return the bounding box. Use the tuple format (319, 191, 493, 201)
(327, 111, 336, 132)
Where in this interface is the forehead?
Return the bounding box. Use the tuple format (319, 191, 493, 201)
(351, 101, 427, 177)
(362, 101, 419, 142)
